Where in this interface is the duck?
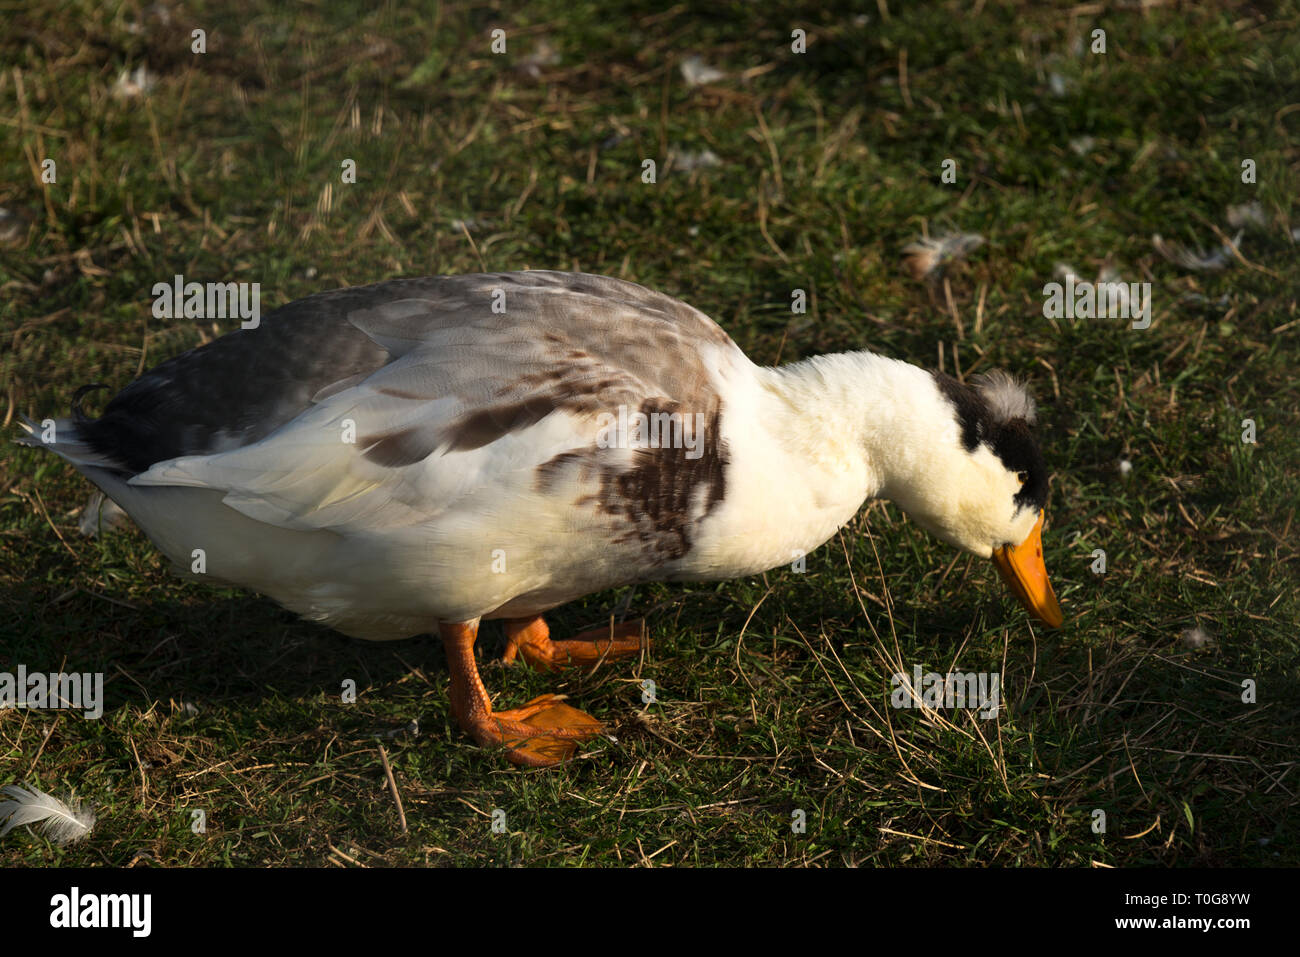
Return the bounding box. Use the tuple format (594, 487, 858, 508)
(20, 270, 1063, 766)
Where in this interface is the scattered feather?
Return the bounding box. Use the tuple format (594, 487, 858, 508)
(1179, 291, 1231, 310)
(1068, 136, 1096, 156)
(375, 719, 420, 740)
(0, 784, 95, 846)
(78, 491, 131, 538)
(112, 65, 155, 100)
(1048, 72, 1068, 97)
(518, 39, 560, 79)
(1054, 262, 1134, 312)
(902, 232, 984, 282)
(0, 206, 34, 246)
(680, 55, 725, 87)
(1226, 201, 1266, 231)
(1152, 231, 1241, 272)
(1291, 226, 1300, 242)
(667, 148, 721, 173)
(1118, 459, 1133, 478)
(1181, 626, 1214, 651)
(124, 3, 171, 34)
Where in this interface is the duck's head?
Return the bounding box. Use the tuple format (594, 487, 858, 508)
(886, 369, 1064, 628)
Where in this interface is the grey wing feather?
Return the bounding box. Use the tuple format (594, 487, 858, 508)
(80, 271, 740, 482)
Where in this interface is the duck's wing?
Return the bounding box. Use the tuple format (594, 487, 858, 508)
(126, 271, 744, 544)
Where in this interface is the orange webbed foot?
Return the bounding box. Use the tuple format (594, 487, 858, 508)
(441, 620, 610, 767)
(489, 693, 605, 767)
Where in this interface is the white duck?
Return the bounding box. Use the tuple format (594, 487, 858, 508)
(21, 271, 1063, 765)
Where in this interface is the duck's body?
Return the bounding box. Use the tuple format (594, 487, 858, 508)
(23, 270, 1062, 765)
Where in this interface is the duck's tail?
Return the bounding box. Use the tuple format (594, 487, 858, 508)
(15, 410, 128, 472)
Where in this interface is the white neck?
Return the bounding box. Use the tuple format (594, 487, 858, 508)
(692, 351, 970, 577)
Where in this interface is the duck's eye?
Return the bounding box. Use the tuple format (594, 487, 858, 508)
(1017, 471, 1029, 485)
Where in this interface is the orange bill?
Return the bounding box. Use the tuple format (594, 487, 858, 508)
(991, 511, 1064, 628)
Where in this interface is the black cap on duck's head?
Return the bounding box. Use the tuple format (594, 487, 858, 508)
(912, 369, 1063, 627)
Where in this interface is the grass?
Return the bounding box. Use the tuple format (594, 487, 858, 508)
(2, 0, 1298, 867)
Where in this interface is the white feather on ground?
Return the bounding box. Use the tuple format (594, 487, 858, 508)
(667, 147, 721, 173)
(0, 783, 95, 845)
(1226, 201, 1266, 231)
(1054, 262, 1135, 316)
(680, 54, 725, 86)
(902, 232, 985, 281)
(1152, 231, 1242, 271)
(518, 39, 560, 79)
(111, 64, 154, 100)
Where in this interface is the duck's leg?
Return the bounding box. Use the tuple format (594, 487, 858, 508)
(502, 615, 647, 673)
(440, 619, 603, 767)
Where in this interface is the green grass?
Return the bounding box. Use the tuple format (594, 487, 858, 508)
(2, 0, 1298, 867)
